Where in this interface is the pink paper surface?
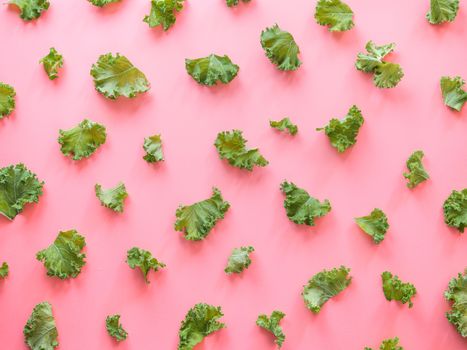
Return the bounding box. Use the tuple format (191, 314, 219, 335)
(0, 0, 466, 349)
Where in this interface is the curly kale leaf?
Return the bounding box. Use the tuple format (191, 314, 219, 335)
(88, 0, 121, 7)
(443, 189, 467, 233)
(226, 0, 251, 7)
(0, 262, 9, 279)
(143, 0, 184, 31)
(126, 247, 165, 283)
(355, 208, 389, 244)
(36, 230, 86, 279)
(355, 41, 404, 88)
(403, 150, 429, 189)
(58, 119, 107, 160)
(178, 303, 225, 350)
(90, 53, 150, 99)
(260, 24, 301, 71)
(0, 82, 16, 118)
(365, 337, 404, 350)
(39, 48, 63, 80)
(270, 117, 298, 135)
(214, 130, 268, 171)
(426, 0, 459, 24)
(143, 134, 164, 163)
(302, 266, 352, 313)
(175, 188, 230, 241)
(256, 310, 285, 347)
(105, 314, 128, 341)
(382, 271, 417, 308)
(314, 0, 354, 32)
(280, 181, 331, 226)
(95, 182, 128, 213)
(9, 0, 50, 21)
(0, 164, 44, 220)
(23, 302, 59, 350)
(445, 268, 467, 337)
(185, 54, 239, 86)
(440, 76, 467, 111)
(224, 246, 254, 274)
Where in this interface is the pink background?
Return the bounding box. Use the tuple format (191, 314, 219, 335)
(0, 0, 466, 349)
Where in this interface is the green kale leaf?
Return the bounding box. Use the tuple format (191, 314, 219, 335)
(106, 314, 128, 341)
(58, 119, 107, 160)
(214, 130, 268, 171)
(440, 76, 467, 111)
(23, 302, 59, 350)
(39, 48, 63, 80)
(314, 0, 354, 32)
(316, 105, 364, 153)
(260, 24, 301, 71)
(88, 0, 120, 7)
(0, 262, 9, 279)
(445, 268, 467, 337)
(185, 54, 239, 86)
(256, 310, 285, 347)
(365, 337, 404, 350)
(382, 271, 417, 308)
(90, 53, 150, 99)
(174, 188, 230, 241)
(270, 117, 298, 135)
(0, 82, 16, 118)
(355, 208, 389, 244)
(280, 181, 331, 226)
(178, 303, 225, 350)
(9, 0, 49, 21)
(143, 0, 184, 31)
(443, 189, 467, 233)
(403, 150, 429, 189)
(126, 247, 165, 283)
(226, 0, 251, 7)
(426, 0, 459, 24)
(0, 163, 44, 220)
(224, 246, 254, 274)
(95, 182, 128, 213)
(143, 134, 164, 163)
(355, 41, 404, 88)
(36, 230, 86, 279)
(302, 266, 352, 313)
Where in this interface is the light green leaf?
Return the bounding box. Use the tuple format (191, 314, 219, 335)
(374, 62, 404, 89)
(403, 150, 429, 189)
(175, 188, 230, 241)
(224, 246, 254, 274)
(88, 0, 120, 7)
(0, 82, 16, 118)
(126, 247, 165, 283)
(443, 189, 467, 233)
(270, 117, 298, 135)
(39, 48, 63, 80)
(440, 76, 467, 111)
(143, 134, 164, 163)
(9, 0, 49, 21)
(95, 182, 128, 213)
(90, 53, 150, 99)
(260, 24, 301, 71)
(382, 271, 417, 308)
(355, 208, 389, 244)
(0, 262, 9, 279)
(0, 163, 44, 220)
(36, 230, 86, 279)
(445, 268, 467, 337)
(365, 337, 404, 350)
(226, 0, 251, 7)
(256, 310, 285, 347)
(178, 303, 225, 350)
(143, 0, 184, 31)
(426, 0, 459, 24)
(58, 119, 107, 160)
(24, 302, 59, 350)
(314, 0, 354, 32)
(106, 314, 128, 341)
(185, 54, 239, 86)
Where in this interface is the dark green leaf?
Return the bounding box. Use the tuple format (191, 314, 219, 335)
(355, 208, 389, 244)
(185, 54, 239, 86)
(126, 247, 165, 283)
(260, 24, 301, 71)
(58, 119, 107, 160)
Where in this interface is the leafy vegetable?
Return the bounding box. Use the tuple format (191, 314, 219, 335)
(256, 310, 285, 347)
(381, 271, 417, 308)
(23, 302, 59, 350)
(280, 181, 331, 226)
(443, 189, 467, 233)
(178, 303, 225, 350)
(403, 150, 429, 189)
(226, 0, 250, 7)
(106, 314, 127, 341)
(126, 247, 165, 283)
(9, 0, 50, 21)
(174, 188, 230, 241)
(143, 0, 184, 31)
(314, 0, 354, 32)
(0, 163, 44, 220)
(0, 82, 16, 118)
(355, 208, 389, 244)
(302, 266, 352, 313)
(426, 0, 459, 24)
(260, 24, 301, 71)
(316, 105, 364, 153)
(365, 337, 403, 350)
(90, 53, 150, 99)
(36, 230, 86, 279)
(0, 262, 9, 279)
(355, 41, 404, 88)
(143, 134, 164, 163)
(270, 117, 298, 135)
(224, 246, 254, 274)
(95, 182, 128, 213)
(440, 76, 467, 111)
(58, 119, 107, 160)
(185, 54, 239, 86)
(88, 0, 121, 7)
(214, 130, 268, 171)
(445, 268, 467, 337)
(39, 48, 63, 80)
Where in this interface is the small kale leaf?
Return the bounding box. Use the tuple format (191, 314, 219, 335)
(260, 24, 301, 71)
(126, 247, 165, 283)
(95, 182, 128, 213)
(23, 302, 59, 350)
(88, 0, 121, 7)
(443, 189, 467, 233)
(270, 117, 298, 135)
(256, 310, 285, 347)
(185, 54, 239, 86)
(9, 0, 50, 21)
(143, 134, 164, 163)
(426, 0, 459, 24)
(314, 0, 354, 32)
(106, 314, 128, 341)
(39, 48, 63, 80)
(440, 76, 467, 111)
(403, 150, 429, 189)
(58, 119, 107, 160)
(0, 262, 9, 279)
(382, 271, 417, 308)
(365, 337, 404, 350)
(445, 268, 467, 337)
(355, 208, 389, 244)
(0, 82, 16, 118)
(226, 0, 251, 7)
(143, 0, 184, 31)
(224, 246, 254, 274)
